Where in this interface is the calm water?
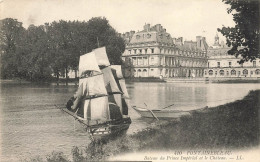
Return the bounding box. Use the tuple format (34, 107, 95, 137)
(0, 82, 259, 161)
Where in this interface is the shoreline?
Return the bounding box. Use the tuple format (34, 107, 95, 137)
(1, 77, 259, 84)
(26, 90, 259, 161)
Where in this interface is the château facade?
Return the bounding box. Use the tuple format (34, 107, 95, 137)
(121, 24, 208, 78)
(204, 33, 260, 78)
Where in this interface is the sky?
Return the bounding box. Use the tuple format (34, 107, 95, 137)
(0, 0, 235, 45)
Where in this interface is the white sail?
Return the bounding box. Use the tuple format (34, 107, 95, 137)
(93, 47, 110, 66)
(79, 51, 101, 77)
(85, 96, 109, 120)
(111, 65, 124, 79)
(90, 96, 109, 120)
(79, 75, 107, 97)
(113, 93, 122, 112)
(119, 79, 129, 98)
(68, 46, 131, 125)
(87, 74, 107, 96)
(83, 99, 90, 119)
(102, 67, 121, 93)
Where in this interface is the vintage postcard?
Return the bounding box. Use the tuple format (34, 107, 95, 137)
(0, 0, 259, 161)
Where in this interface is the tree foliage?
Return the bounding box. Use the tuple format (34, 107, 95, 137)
(0, 18, 25, 78)
(217, 0, 259, 63)
(0, 17, 125, 82)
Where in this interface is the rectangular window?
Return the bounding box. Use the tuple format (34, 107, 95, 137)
(150, 57, 154, 65)
(132, 57, 137, 65)
(229, 62, 231, 67)
(128, 50, 131, 54)
(217, 62, 220, 68)
(134, 49, 137, 54)
(145, 49, 147, 54)
(139, 49, 142, 54)
(151, 48, 154, 53)
(253, 61, 256, 67)
(138, 57, 143, 65)
(143, 57, 148, 65)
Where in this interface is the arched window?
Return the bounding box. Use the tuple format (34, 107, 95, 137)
(137, 69, 142, 77)
(209, 70, 213, 76)
(231, 70, 236, 75)
(220, 70, 224, 76)
(255, 69, 260, 75)
(243, 69, 248, 75)
(143, 69, 148, 77)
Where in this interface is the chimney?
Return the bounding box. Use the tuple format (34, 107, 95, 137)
(130, 31, 135, 37)
(179, 37, 183, 44)
(147, 24, 150, 31)
(172, 38, 176, 44)
(143, 23, 151, 32)
(196, 36, 202, 48)
(155, 24, 161, 32)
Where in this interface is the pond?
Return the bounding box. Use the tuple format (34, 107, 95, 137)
(0, 81, 259, 161)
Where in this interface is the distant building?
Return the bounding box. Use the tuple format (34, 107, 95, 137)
(204, 34, 260, 78)
(121, 23, 208, 78)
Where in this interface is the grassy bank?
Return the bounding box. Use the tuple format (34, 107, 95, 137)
(29, 90, 259, 162)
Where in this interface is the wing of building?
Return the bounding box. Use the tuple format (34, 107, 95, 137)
(121, 23, 208, 78)
(205, 33, 260, 78)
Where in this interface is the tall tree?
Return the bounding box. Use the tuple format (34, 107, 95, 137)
(85, 17, 125, 64)
(218, 0, 259, 63)
(0, 18, 25, 78)
(22, 25, 52, 81)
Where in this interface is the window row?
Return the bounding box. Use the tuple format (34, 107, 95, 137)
(128, 48, 154, 54)
(207, 69, 260, 76)
(128, 48, 204, 57)
(212, 61, 257, 68)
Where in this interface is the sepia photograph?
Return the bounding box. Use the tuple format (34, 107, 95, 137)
(0, 0, 259, 161)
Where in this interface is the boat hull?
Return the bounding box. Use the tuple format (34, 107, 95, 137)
(132, 106, 190, 119)
(60, 108, 131, 140)
(85, 117, 131, 140)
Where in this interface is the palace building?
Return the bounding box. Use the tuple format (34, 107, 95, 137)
(121, 24, 208, 78)
(204, 33, 260, 78)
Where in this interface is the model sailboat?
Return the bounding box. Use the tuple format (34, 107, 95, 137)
(65, 47, 131, 138)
